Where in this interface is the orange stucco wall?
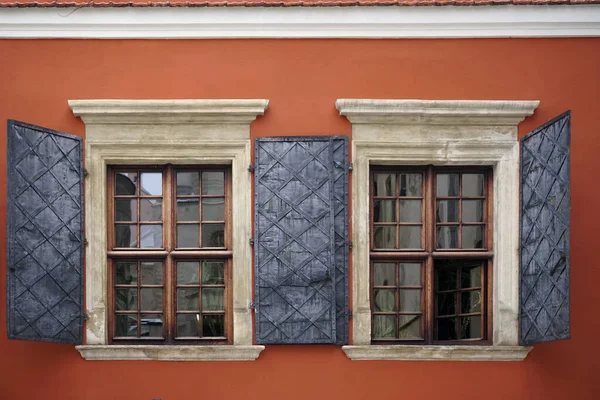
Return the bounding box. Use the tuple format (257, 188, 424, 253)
(0, 38, 599, 399)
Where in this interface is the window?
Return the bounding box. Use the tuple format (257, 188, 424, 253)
(107, 166, 232, 344)
(370, 167, 492, 344)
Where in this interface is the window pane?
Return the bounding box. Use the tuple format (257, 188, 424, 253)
(115, 172, 137, 195)
(115, 314, 137, 337)
(140, 261, 162, 285)
(373, 173, 396, 197)
(140, 198, 162, 222)
(140, 225, 162, 248)
(115, 199, 136, 222)
(436, 318, 457, 340)
(373, 200, 396, 222)
(177, 314, 199, 337)
(373, 315, 396, 339)
(399, 200, 421, 222)
(373, 289, 396, 312)
(373, 226, 395, 249)
(461, 291, 482, 314)
(202, 198, 225, 222)
(398, 315, 422, 339)
(463, 173, 484, 197)
(462, 226, 484, 249)
(140, 314, 163, 338)
(436, 173, 459, 196)
(177, 288, 200, 311)
(399, 263, 421, 286)
(177, 172, 199, 196)
(373, 263, 396, 286)
(462, 200, 483, 223)
(140, 288, 163, 311)
(140, 172, 162, 196)
(115, 225, 137, 248)
(202, 171, 225, 195)
(115, 261, 137, 285)
(202, 288, 224, 311)
(399, 289, 421, 312)
(177, 199, 199, 221)
(399, 226, 421, 249)
(203, 315, 225, 337)
(399, 173, 422, 197)
(461, 265, 482, 288)
(437, 200, 459, 222)
(115, 288, 137, 311)
(177, 261, 200, 285)
(202, 261, 225, 285)
(437, 293, 456, 316)
(436, 268, 457, 291)
(437, 226, 458, 248)
(177, 224, 199, 248)
(202, 224, 225, 247)
(460, 316, 481, 339)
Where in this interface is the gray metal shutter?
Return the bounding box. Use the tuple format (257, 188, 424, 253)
(6, 120, 84, 343)
(520, 111, 570, 345)
(255, 137, 348, 344)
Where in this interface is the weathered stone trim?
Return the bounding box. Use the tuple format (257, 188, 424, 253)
(76, 345, 265, 361)
(342, 345, 532, 361)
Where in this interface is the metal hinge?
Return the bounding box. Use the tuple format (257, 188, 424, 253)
(347, 241, 353, 249)
(83, 313, 89, 320)
(84, 238, 89, 246)
(348, 163, 353, 171)
(82, 168, 89, 178)
(248, 301, 256, 310)
(348, 310, 353, 319)
(249, 237, 255, 246)
(248, 164, 255, 173)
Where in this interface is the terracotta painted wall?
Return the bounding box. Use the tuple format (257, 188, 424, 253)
(0, 38, 599, 399)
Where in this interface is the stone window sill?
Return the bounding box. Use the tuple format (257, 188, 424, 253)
(76, 345, 265, 361)
(342, 345, 532, 361)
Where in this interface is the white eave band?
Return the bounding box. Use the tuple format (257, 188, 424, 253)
(0, 5, 599, 39)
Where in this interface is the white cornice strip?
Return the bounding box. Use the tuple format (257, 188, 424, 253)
(1, 5, 599, 39)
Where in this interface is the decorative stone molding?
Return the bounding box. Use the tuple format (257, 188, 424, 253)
(343, 345, 532, 361)
(337, 98, 539, 361)
(76, 345, 265, 361)
(70, 99, 268, 361)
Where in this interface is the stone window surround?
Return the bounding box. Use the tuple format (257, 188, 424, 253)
(337, 99, 539, 361)
(69, 99, 269, 361)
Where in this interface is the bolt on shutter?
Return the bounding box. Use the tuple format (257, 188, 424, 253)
(254, 137, 349, 344)
(520, 111, 571, 345)
(6, 120, 84, 344)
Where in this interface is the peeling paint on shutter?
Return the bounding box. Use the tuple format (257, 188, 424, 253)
(6, 120, 84, 344)
(520, 111, 571, 345)
(255, 137, 348, 344)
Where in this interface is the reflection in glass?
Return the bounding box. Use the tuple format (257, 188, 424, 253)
(177, 199, 199, 221)
(140, 225, 162, 248)
(461, 266, 481, 288)
(461, 291, 482, 314)
(202, 262, 225, 285)
(115, 199, 136, 221)
(462, 226, 484, 249)
(140, 198, 162, 221)
(140, 262, 162, 285)
(436, 318, 457, 340)
(115, 261, 137, 285)
(115, 225, 137, 248)
(115, 314, 137, 337)
(373, 263, 396, 286)
(399, 200, 421, 222)
(373, 173, 396, 197)
(398, 315, 422, 339)
(177, 288, 200, 311)
(177, 261, 199, 285)
(399, 173, 422, 197)
(399, 289, 421, 312)
(202, 288, 224, 311)
(177, 224, 199, 248)
(115, 288, 137, 311)
(202, 198, 225, 221)
(399, 263, 421, 286)
(373, 315, 396, 338)
(141, 288, 163, 311)
(177, 314, 199, 337)
(202, 171, 225, 195)
(140, 314, 163, 337)
(463, 174, 484, 197)
(437, 200, 459, 222)
(374, 289, 396, 312)
(140, 172, 162, 196)
(115, 172, 137, 195)
(399, 226, 421, 249)
(373, 226, 395, 249)
(202, 224, 225, 247)
(462, 200, 483, 223)
(203, 315, 225, 337)
(437, 173, 459, 197)
(437, 226, 458, 248)
(460, 316, 481, 339)
(177, 172, 199, 196)
(373, 200, 395, 222)
(437, 293, 456, 316)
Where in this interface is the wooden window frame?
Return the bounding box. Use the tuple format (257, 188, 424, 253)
(107, 164, 233, 345)
(369, 166, 493, 345)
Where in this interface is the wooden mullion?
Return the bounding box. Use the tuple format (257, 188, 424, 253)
(136, 260, 141, 338)
(425, 165, 434, 344)
(395, 172, 400, 249)
(198, 261, 203, 337)
(198, 171, 203, 248)
(394, 262, 399, 339)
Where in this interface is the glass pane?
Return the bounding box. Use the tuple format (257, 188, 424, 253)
(461, 291, 482, 314)
(202, 288, 224, 311)
(115, 225, 137, 248)
(398, 315, 422, 339)
(463, 173, 484, 197)
(373, 315, 396, 339)
(203, 315, 225, 337)
(436, 318, 457, 340)
(202, 261, 225, 285)
(177, 172, 199, 196)
(437, 292, 456, 316)
(177, 288, 200, 311)
(460, 316, 481, 339)
(399, 173, 422, 197)
(115, 288, 137, 311)
(140, 314, 163, 337)
(177, 224, 199, 248)
(115, 199, 136, 222)
(399, 289, 421, 312)
(140, 225, 162, 248)
(140, 198, 162, 221)
(373, 173, 395, 197)
(177, 314, 199, 337)
(437, 226, 458, 249)
(437, 173, 459, 197)
(115, 314, 137, 337)
(461, 265, 482, 288)
(177, 261, 200, 285)
(399, 226, 421, 249)
(373, 263, 396, 286)
(437, 200, 459, 222)
(373, 226, 395, 249)
(177, 199, 199, 221)
(115, 261, 137, 285)
(462, 226, 484, 249)
(202, 198, 225, 222)
(399, 200, 421, 222)
(202, 224, 225, 247)
(463, 200, 483, 223)
(399, 263, 421, 286)
(140, 172, 162, 196)
(373, 200, 396, 222)
(115, 172, 137, 195)
(373, 289, 396, 312)
(141, 288, 162, 311)
(202, 171, 225, 195)
(140, 261, 162, 285)
(436, 268, 457, 291)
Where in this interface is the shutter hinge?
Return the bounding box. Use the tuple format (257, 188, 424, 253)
(348, 309, 353, 319)
(347, 241, 353, 249)
(249, 237, 255, 246)
(348, 163, 353, 171)
(83, 168, 89, 178)
(83, 313, 89, 320)
(84, 238, 89, 247)
(248, 301, 255, 310)
(248, 164, 255, 173)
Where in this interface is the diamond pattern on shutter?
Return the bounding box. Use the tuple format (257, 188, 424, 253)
(520, 111, 571, 345)
(255, 137, 348, 344)
(7, 120, 84, 344)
